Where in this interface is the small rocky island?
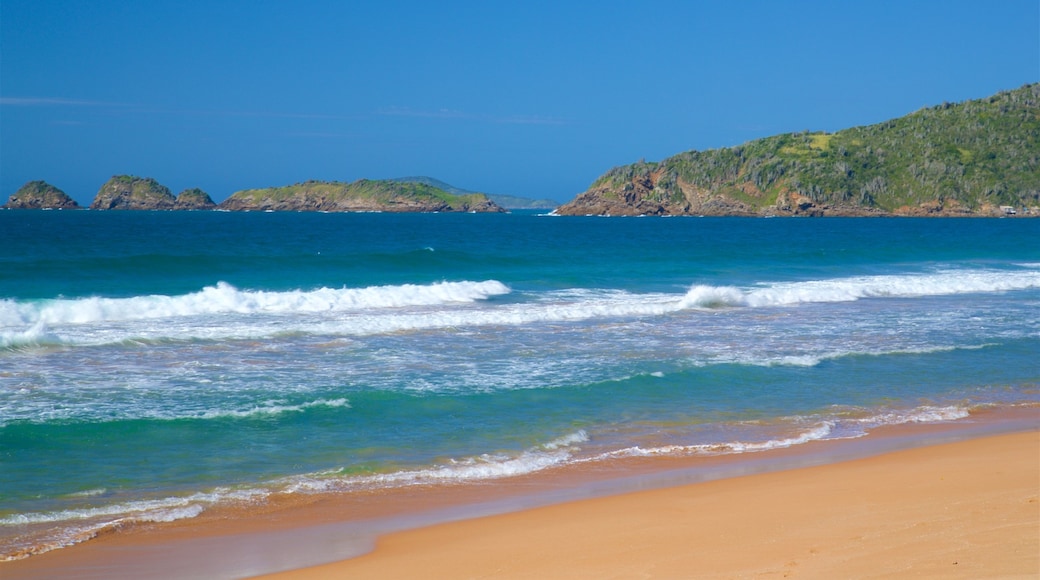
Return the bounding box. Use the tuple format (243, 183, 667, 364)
(3, 181, 80, 209)
(88, 176, 216, 210)
(5, 176, 507, 213)
(217, 179, 505, 212)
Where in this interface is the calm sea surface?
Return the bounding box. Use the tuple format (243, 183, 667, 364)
(1, 210, 1038, 559)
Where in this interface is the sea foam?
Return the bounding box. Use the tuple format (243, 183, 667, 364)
(2, 280, 511, 326)
(682, 268, 1040, 309)
(3, 268, 1037, 348)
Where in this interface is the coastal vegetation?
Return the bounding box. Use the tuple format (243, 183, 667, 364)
(217, 179, 505, 212)
(390, 176, 558, 209)
(9, 85, 1037, 216)
(175, 188, 216, 210)
(90, 175, 178, 210)
(557, 84, 1040, 216)
(3, 181, 80, 209)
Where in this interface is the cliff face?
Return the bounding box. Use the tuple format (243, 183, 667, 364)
(218, 179, 506, 213)
(558, 84, 1040, 217)
(4, 181, 80, 209)
(90, 176, 177, 210)
(175, 188, 216, 210)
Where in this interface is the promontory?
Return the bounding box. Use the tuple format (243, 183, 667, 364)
(556, 84, 1040, 217)
(217, 179, 505, 212)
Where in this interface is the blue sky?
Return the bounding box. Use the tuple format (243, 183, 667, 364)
(2, 1, 1037, 204)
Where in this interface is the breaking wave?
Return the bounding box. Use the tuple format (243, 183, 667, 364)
(0, 280, 511, 326)
(681, 268, 1040, 309)
(2, 268, 1037, 348)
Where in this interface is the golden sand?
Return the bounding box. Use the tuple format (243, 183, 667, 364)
(258, 431, 1038, 579)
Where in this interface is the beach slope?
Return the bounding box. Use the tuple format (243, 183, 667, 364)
(260, 431, 1038, 579)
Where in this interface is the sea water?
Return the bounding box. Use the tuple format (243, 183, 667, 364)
(1, 210, 1038, 559)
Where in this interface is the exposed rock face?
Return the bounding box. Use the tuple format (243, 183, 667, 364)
(90, 176, 177, 210)
(557, 84, 1040, 217)
(175, 188, 216, 210)
(217, 179, 506, 213)
(4, 181, 80, 209)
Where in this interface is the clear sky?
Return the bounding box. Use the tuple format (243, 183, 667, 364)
(2, 0, 1037, 205)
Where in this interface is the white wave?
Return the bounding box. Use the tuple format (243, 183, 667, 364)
(852, 405, 971, 426)
(680, 268, 1040, 310)
(0, 504, 209, 561)
(0, 320, 62, 349)
(744, 269, 1040, 307)
(3, 268, 1036, 348)
(0, 487, 264, 527)
(602, 422, 839, 459)
(541, 429, 589, 450)
(0, 280, 512, 327)
(193, 397, 350, 420)
(598, 402, 977, 461)
(281, 430, 589, 493)
(63, 488, 108, 499)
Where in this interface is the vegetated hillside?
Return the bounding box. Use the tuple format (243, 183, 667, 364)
(390, 176, 558, 209)
(218, 179, 505, 212)
(4, 181, 80, 209)
(558, 84, 1040, 216)
(90, 176, 177, 210)
(175, 188, 216, 210)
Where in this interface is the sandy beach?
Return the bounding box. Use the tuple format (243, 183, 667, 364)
(4, 426, 1037, 579)
(258, 430, 1038, 579)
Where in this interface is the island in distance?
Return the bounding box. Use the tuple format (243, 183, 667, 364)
(3, 176, 528, 213)
(218, 179, 505, 212)
(7, 84, 1039, 216)
(555, 84, 1040, 217)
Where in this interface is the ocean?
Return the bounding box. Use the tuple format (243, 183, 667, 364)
(2, 210, 1038, 561)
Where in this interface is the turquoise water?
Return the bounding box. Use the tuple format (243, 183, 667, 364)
(1, 210, 1038, 559)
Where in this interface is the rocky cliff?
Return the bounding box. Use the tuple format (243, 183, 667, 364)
(218, 179, 506, 213)
(4, 181, 80, 209)
(557, 84, 1040, 217)
(90, 176, 177, 210)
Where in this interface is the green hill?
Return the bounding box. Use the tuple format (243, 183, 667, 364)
(90, 175, 177, 210)
(558, 84, 1040, 216)
(4, 181, 80, 209)
(218, 179, 505, 213)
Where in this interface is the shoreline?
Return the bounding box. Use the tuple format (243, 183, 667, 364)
(260, 427, 1039, 579)
(2, 406, 1036, 579)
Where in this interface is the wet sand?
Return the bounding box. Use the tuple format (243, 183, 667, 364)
(4, 416, 1038, 579)
(259, 430, 1039, 579)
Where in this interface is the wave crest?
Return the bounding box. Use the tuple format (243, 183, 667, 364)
(0, 280, 510, 333)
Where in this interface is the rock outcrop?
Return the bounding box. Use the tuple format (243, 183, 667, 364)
(90, 176, 177, 210)
(218, 179, 506, 213)
(4, 181, 80, 209)
(175, 188, 217, 210)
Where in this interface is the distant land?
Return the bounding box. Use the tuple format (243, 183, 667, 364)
(7, 85, 1039, 217)
(3, 181, 80, 209)
(89, 175, 217, 210)
(3, 177, 505, 213)
(556, 84, 1040, 217)
(218, 179, 504, 212)
(389, 177, 558, 209)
